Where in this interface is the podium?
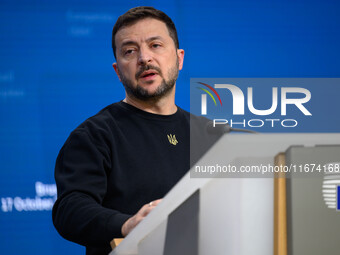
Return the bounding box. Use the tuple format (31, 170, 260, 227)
(109, 133, 340, 255)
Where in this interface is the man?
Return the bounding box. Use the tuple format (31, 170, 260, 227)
(52, 6, 216, 255)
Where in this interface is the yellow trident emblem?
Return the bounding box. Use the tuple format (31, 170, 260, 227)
(167, 134, 178, 145)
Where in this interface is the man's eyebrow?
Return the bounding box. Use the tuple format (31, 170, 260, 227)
(120, 40, 138, 48)
(120, 36, 165, 49)
(146, 36, 164, 42)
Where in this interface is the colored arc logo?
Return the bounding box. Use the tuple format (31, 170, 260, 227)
(197, 82, 223, 106)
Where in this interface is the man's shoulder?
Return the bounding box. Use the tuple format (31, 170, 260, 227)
(178, 107, 211, 128)
(70, 102, 126, 137)
(177, 109, 221, 166)
(177, 106, 210, 123)
(87, 102, 124, 123)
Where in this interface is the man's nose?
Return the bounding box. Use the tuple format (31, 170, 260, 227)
(138, 47, 152, 65)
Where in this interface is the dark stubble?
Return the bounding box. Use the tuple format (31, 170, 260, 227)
(118, 58, 179, 101)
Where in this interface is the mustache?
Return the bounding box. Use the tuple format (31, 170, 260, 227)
(135, 65, 162, 79)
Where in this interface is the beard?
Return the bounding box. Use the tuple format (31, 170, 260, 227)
(118, 59, 179, 101)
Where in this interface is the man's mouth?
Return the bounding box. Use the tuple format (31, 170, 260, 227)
(139, 70, 158, 80)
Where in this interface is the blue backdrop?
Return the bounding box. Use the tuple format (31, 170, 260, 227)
(1, 0, 339, 254)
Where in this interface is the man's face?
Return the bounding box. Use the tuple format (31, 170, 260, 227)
(113, 18, 184, 100)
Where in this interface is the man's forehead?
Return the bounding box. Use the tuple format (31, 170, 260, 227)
(115, 18, 170, 45)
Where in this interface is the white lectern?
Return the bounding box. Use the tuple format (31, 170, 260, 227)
(109, 133, 340, 255)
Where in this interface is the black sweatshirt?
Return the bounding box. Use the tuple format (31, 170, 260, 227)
(52, 101, 218, 255)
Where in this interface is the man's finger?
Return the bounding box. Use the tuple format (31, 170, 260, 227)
(148, 199, 162, 207)
(122, 199, 163, 236)
(141, 206, 154, 217)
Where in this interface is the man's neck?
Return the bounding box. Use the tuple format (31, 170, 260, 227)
(123, 90, 177, 115)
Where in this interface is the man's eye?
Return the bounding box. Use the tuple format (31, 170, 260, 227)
(124, 49, 135, 55)
(152, 43, 161, 48)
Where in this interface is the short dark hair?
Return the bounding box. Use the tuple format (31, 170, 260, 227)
(112, 6, 179, 59)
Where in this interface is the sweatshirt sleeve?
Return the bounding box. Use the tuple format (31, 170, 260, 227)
(52, 129, 132, 246)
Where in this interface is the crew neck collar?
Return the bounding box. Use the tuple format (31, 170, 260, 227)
(117, 101, 182, 121)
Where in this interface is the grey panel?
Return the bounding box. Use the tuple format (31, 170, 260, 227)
(286, 145, 340, 255)
(163, 190, 199, 255)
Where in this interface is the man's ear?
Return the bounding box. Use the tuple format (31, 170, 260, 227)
(112, 63, 121, 81)
(177, 49, 185, 71)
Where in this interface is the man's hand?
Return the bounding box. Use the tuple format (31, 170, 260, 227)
(121, 199, 162, 237)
